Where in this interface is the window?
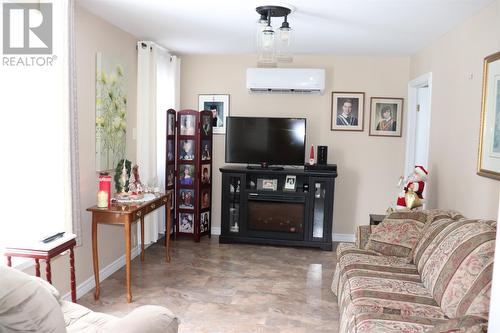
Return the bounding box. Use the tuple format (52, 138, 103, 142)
(0, 1, 76, 256)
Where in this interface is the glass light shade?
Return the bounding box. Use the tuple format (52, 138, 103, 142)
(277, 27, 292, 63)
(258, 26, 276, 65)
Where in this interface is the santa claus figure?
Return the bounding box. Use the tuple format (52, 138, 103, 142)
(396, 165, 428, 210)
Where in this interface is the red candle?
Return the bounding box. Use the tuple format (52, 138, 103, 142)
(99, 173, 111, 207)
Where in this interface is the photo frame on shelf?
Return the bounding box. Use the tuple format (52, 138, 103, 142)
(331, 92, 365, 131)
(369, 97, 404, 137)
(198, 94, 230, 134)
(478, 51, 500, 180)
(257, 178, 278, 191)
(284, 175, 297, 191)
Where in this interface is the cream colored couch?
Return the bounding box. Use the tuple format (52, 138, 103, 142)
(0, 265, 179, 332)
(332, 210, 494, 333)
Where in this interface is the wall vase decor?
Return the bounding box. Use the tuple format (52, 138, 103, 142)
(95, 52, 127, 171)
(478, 51, 500, 179)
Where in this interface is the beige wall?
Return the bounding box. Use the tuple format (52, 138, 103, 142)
(23, 5, 138, 296)
(410, 0, 500, 220)
(181, 55, 410, 235)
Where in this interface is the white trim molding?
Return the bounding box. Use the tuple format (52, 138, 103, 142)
(62, 246, 140, 301)
(332, 233, 355, 243)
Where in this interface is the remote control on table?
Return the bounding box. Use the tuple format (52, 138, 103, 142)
(41, 232, 65, 243)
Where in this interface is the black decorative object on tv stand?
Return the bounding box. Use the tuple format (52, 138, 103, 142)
(219, 165, 337, 251)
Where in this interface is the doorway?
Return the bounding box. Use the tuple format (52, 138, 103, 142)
(405, 73, 433, 178)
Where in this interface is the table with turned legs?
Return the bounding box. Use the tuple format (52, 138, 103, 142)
(86, 193, 172, 303)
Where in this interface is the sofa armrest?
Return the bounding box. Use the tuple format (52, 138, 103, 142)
(102, 305, 179, 333)
(356, 225, 373, 249)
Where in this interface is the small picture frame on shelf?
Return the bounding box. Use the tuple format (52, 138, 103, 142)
(257, 178, 278, 191)
(284, 175, 297, 191)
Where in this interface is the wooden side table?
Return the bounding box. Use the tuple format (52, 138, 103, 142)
(369, 214, 386, 226)
(86, 193, 171, 303)
(4, 233, 77, 302)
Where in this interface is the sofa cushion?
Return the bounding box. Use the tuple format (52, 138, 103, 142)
(419, 219, 495, 318)
(0, 265, 66, 333)
(339, 272, 447, 333)
(365, 211, 428, 258)
(412, 210, 464, 268)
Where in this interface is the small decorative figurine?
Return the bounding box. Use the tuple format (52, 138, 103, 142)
(114, 159, 131, 193)
(396, 165, 428, 210)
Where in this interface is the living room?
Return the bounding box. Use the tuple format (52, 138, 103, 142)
(1, 0, 500, 332)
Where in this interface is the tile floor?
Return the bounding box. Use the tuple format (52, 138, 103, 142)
(78, 236, 340, 333)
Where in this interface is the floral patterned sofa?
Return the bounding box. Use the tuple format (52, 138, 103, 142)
(332, 210, 495, 333)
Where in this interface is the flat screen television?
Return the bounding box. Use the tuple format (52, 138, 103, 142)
(225, 117, 306, 167)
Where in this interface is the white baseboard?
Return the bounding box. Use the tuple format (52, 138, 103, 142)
(211, 227, 221, 236)
(332, 233, 355, 243)
(61, 245, 141, 301)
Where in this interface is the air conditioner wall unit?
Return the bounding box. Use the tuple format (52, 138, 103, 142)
(246, 68, 325, 94)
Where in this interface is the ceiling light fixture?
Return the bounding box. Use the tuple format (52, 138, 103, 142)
(255, 4, 294, 67)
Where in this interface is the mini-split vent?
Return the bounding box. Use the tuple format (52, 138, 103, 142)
(246, 68, 325, 94)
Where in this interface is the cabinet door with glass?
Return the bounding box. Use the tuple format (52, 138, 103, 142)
(307, 177, 334, 243)
(221, 173, 245, 235)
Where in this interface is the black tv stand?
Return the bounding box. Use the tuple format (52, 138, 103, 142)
(246, 164, 284, 171)
(219, 165, 337, 250)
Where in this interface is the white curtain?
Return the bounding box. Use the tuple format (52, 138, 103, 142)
(137, 41, 180, 245)
(157, 54, 181, 235)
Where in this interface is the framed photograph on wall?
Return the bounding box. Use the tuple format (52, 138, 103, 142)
(369, 97, 404, 137)
(198, 94, 230, 134)
(331, 92, 365, 131)
(478, 51, 500, 180)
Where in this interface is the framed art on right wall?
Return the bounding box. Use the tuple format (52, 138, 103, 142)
(369, 97, 404, 137)
(477, 51, 500, 180)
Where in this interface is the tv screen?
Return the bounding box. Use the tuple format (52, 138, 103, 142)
(225, 117, 306, 166)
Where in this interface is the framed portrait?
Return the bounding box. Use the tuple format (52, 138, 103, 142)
(179, 164, 195, 185)
(179, 189, 194, 209)
(200, 212, 209, 233)
(284, 175, 296, 191)
(167, 166, 175, 187)
(369, 97, 404, 137)
(198, 94, 230, 134)
(257, 178, 278, 191)
(179, 213, 194, 233)
(201, 140, 211, 161)
(167, 113, 175, 136)
(201, 164, 211, 184)
(201, 114, 212, 136)
(478, 52, 500, 180)
(180, 114, 196, 136)
(179, 140, 195, 161)
(331, 92, 365, 131)
(201, 189, 210, 209)
(167, 140, 174, 161)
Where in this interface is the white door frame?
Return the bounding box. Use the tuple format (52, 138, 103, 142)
(404, 72, 433, 177)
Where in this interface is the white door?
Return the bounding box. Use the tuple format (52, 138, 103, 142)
(405, 73, 432, 177)
(414, 86, 430, 168)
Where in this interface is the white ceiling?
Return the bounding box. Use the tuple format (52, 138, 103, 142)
(77, 0, 495, 56)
